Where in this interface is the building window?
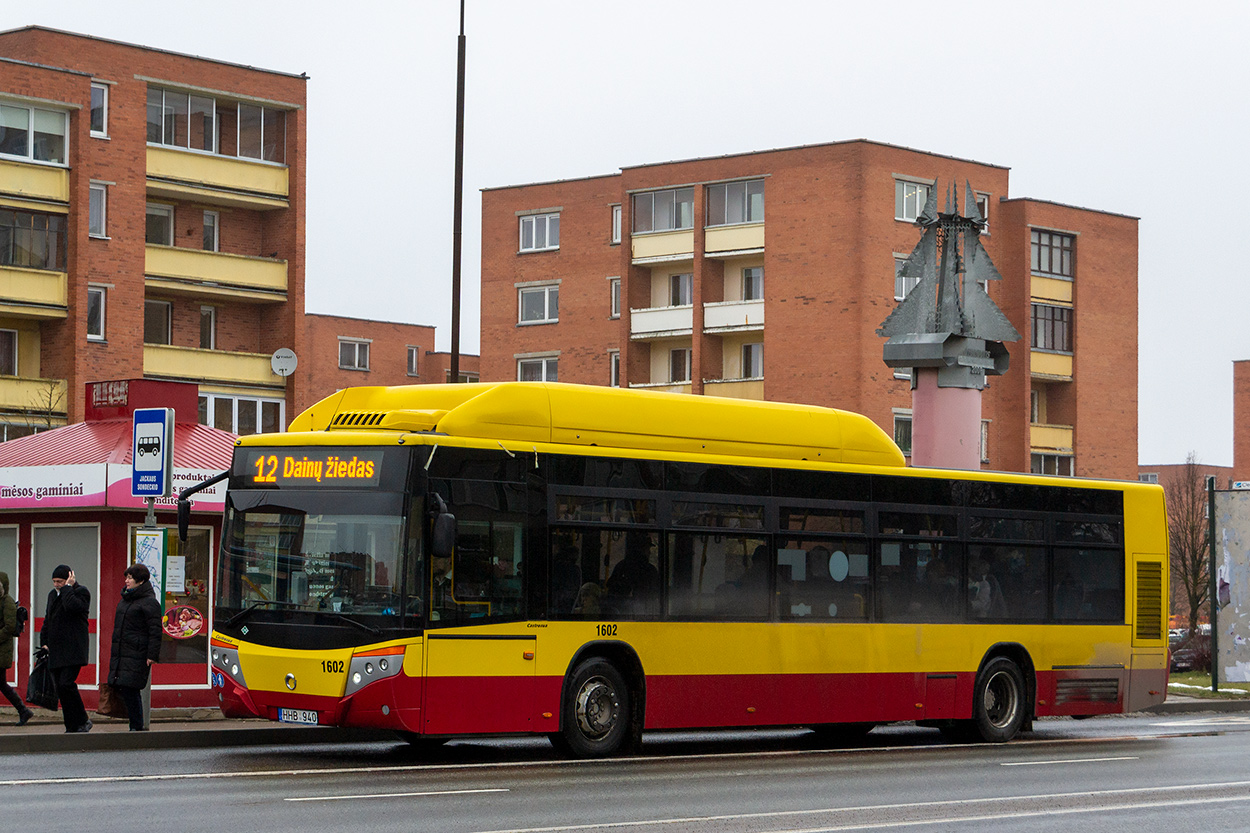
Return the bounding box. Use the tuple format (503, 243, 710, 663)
(0, 102, 67, 164)
(669, 273, 693, 307)
(445, 369, 480, 383)
(0, 209, 67, 270)
(518, 357, 558, 381)
(669, 348, 691, 383)
(609, 278, 620, 318)
(894, 256, 919, 301)
(200, 306, 216, 349)
(237, 103, 285, 162)
(706, 179, 765, 227)
(609, 350, 620, 387)
(1031, 230, 1074, 278)
(632, 187, 694, 233)
(1032, 453, 1073, 477)
(203, 211, 219, 252)
(742, 342, 763, 379)
(1139, 473, 1159, 484)
(981, 419, 990, 463)
(1031, 304, 1073, 352)
(895, 179, 930, 222)
(519, 213, 560, 252)
(407, 346, 420, 376)
(90, 83, 109, 138)
(88, 184, 107, 238)
(976, 192, 990, 233)
(0, 329, 16, 376)
(87, 286, 106, 342)
(146, 86, 286, 163)
(339, 338, 370, 370)
(893, 413, 913, 456)
(1031, 389, 1040, 423)
(199, 394, 284, 435)
(146, 204, 174, 246)
(611, 205, 622, 244)
(519, 284, 559, 324)
(144, 300, 171, 345)
(742, 267, 764, 301)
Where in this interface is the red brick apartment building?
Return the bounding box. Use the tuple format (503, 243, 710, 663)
(0, 26, 473, 438)
(481, 140, 1140, 479)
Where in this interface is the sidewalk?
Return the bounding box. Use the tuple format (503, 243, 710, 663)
(0, 693, 1246, 755)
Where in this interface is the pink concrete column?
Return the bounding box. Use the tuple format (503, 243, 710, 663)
(911, 368, 982, 470)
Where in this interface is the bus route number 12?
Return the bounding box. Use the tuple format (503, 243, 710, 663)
(253, 455, 278, 483)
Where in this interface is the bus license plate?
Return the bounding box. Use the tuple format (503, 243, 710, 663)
(279, 709, 319, 725)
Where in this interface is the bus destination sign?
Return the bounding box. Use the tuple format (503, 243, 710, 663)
(239, 448, 384, 488)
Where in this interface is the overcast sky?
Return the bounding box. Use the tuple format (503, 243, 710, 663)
(17, 0, 1249, 467)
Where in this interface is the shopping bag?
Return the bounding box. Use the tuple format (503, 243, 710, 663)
(96, 683, 127, 719)
(25, 655, 58, 711)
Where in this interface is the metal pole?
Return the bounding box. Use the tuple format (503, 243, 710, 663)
(144, 496, 156, 529)
(449, 0, 466, 382)
(1209, 476, 1219, 692)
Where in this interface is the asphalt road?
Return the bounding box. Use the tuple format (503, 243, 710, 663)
(7, 713, 1250, 832)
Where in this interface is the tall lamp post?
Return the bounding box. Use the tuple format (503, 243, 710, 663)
(449, 0, 466, 382)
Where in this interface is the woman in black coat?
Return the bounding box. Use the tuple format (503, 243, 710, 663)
(107, 564, 162, 731)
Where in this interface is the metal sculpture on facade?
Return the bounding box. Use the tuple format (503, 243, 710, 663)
(878, 181, 1020, 468)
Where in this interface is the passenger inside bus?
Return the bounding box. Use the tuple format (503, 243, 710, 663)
(605, 531, 660, 616)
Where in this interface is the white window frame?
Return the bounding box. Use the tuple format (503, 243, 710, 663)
(1139, 473, 1159, 484)
(981, 419, 990, 464)
(517, 355, 558, 382)
(741, 342, 763, 379)
(86, 285, 106, 342)
(893, 409, 913, 456)
(143, 299, 172, 345)
(742, 267, 763, 301)
(199, 393, 285, 435)
(90, 83, 109, 138)
(669, 347, 692, 383)
(0, 329, 16, 376)
(610, 205, 622, 244)
(338, 338, 370, 371)
(632, 187, 694, 233)
(609, 277, 621, 318)
(407, 345, 420, 376)
(203, 210, 219, 252)
(609, 349, 620, 387)
(145, 203, 174, 246)
(669, 273, 693, 307)
(894, 177, 932, 222)
(519, 212, 560, 252)
(88, 183, 107, 238)
(199, 305, 216, 350)
(975, 191, 990, 234)
(518, 283, 559, 324)
(0, 101, 68, 165)
(706, 179, 765, 227)
(1031, 452, 1074, 477)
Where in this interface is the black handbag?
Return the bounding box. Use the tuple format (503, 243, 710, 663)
(25, 653, 59, 711)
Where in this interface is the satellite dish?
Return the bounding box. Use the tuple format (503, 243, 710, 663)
(271, 348, 298, 377)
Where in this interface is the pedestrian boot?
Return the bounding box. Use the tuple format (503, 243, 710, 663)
(17, 709, 33, 726)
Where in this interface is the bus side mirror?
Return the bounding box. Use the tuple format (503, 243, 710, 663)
(430, 494, 457, 559)
(177, 498, 191, 543)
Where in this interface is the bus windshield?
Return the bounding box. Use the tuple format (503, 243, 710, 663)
(217, 490, 415, 630)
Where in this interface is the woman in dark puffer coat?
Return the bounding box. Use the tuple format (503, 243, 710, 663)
(107, 563, 162, 731)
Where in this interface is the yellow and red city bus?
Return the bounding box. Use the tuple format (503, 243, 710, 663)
(200, 382, 1168, 756)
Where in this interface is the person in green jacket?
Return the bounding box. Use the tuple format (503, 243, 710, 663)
(0, 572, 33, 725)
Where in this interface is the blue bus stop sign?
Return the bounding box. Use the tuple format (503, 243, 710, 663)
(132, 408, 174, 498)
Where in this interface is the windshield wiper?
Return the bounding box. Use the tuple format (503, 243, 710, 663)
(223, 600, 304, 628)
(322, 613, 384, 636)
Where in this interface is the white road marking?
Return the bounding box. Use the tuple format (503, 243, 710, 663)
(1000, 755, 1138, 766)
(286, 788, 508, 802)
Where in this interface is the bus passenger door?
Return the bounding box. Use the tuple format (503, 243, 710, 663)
(423, 635, 537, 735)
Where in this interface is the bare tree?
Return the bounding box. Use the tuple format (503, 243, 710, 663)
(1165, 452, 1209, 633)
(23, 379, 66, 433)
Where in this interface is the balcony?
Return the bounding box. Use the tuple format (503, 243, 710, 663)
(703, 378, 764, 400)
(145, 246, 287, 303)
(0, 265, 67, 319)
(631, 230, 694, 263)
(1031, 423, 1074, 453)
(0, 376, 67, 419)
(0, 158, 69, 208)
(705, 223, 764, 255)
(144, 345, 285, 389)
(146, 146, 289, 210)
(1031, 350, 1073, 380)
(629, 381, 692, 395)
(1031, 275, 1072, 304)
(704, 299, 764, 333)
(629, 305, 693, 340)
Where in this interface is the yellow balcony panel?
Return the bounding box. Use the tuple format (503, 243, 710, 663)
(144, 345, 285, 389)
(1031, 276, 1073, 304)
(145, 246, 287, 302)
(1031, 350, 1073, 380)
(146, 146, 288, 210)
(1031, 423, 1074, 453)
(632, 230, 695, 262)
(705, 223, 764, 255)
(0, 265, 67, 319)
(0, 158, 69, 205)
(702, 379, 764, 400)
(0, 376, 67, 417)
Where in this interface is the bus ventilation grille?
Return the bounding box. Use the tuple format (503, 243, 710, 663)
(1135, 561, 1164, 640)
(331, 412, 387, 428)
(1054, 678, 1120, 705)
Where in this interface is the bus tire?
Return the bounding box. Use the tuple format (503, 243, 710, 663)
(561, 658, 631, 758)
(971, 657, 1026, 743)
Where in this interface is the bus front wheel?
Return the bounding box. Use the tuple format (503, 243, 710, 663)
(560, 658, 631, 758)
(971, 657, 1027, 743)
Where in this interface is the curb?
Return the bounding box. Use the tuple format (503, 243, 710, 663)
(0, 722, 397, 755)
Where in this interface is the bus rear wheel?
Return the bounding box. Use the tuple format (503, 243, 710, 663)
(970, 657, 1026, 743)
(560, 658, 631, 758)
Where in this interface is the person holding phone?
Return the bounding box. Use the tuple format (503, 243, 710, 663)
(41, 564, 91, 733)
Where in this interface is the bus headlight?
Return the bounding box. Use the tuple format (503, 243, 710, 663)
(212, 645, 246, 687)
(343, 648, 405, 696)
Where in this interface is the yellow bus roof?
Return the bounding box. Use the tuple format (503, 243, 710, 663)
(286, 382, 906, 468)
